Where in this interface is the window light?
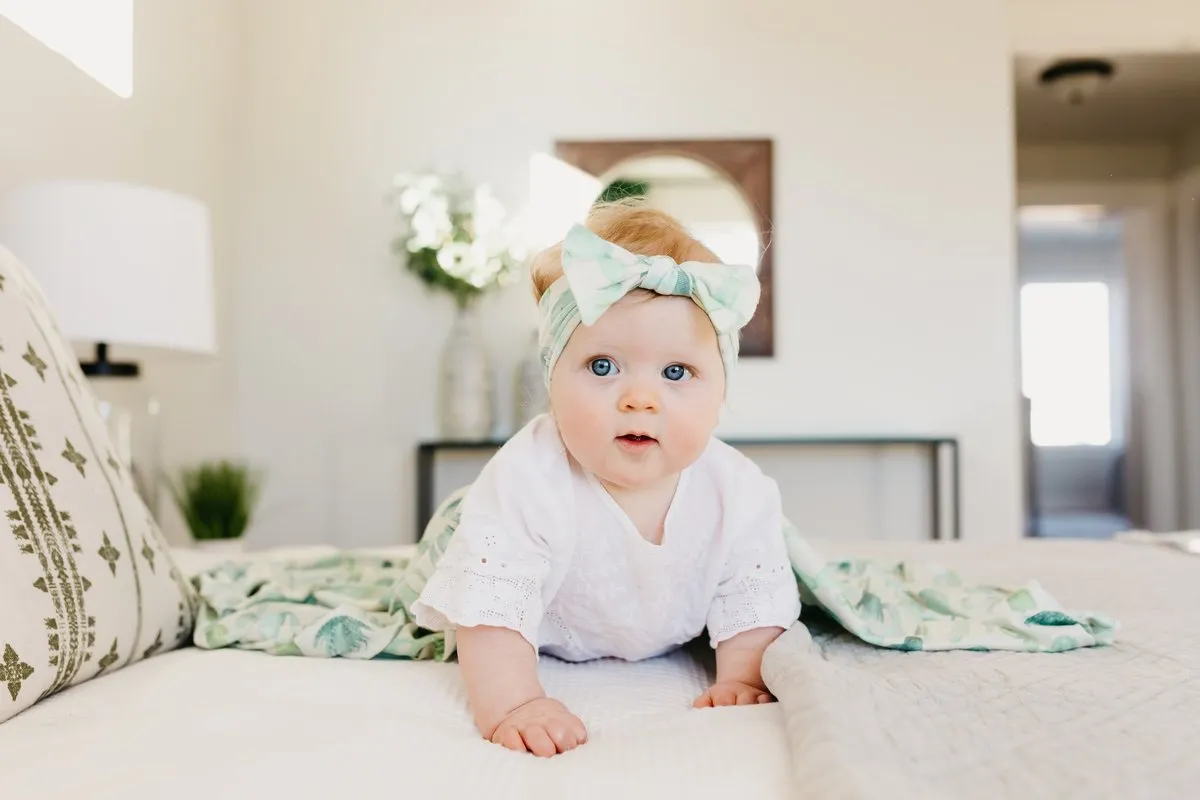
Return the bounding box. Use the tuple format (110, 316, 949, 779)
(1020, 281, 1113, 447)
(0, 0, 133, 98)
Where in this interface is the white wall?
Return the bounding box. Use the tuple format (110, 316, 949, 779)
(0, 1, 238, 542)
(1173, 164, 1200, 527)
(230, 0, 1021, 547)
(1011, 0, 1200, 54)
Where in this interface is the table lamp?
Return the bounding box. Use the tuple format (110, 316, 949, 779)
(0, 180, 216, 515)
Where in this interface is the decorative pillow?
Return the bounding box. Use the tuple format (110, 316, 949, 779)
(0, 245, 196, 725)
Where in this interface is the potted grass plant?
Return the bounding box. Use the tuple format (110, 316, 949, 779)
(169, 460, 263, 553)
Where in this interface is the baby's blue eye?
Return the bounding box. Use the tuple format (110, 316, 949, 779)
(589, 358, 614, 377)
(663, 364, 692, 382)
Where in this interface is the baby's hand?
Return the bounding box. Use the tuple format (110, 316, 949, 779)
(490, 697, 588, 757)
(693, 680, 774, 708)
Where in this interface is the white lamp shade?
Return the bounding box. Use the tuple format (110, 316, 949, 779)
(0, 180, 216, 356)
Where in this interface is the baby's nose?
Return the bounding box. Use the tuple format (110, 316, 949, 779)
(619, 383, 660, 413)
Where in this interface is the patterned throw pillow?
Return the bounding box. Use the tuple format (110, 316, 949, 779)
(0, 245, 196, 725)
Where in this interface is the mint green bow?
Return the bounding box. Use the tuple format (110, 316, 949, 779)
(537, 223, 761, 387)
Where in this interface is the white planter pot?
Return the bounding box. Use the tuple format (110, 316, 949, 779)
(192, 538, 245, 556)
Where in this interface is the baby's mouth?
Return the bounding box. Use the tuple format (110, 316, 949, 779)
(617, 433, 658, 444)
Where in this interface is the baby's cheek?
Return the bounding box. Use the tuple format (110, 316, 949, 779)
(556, 407, 594, 452)
(668, 409, 717, 464)
(553, 396, 609, 466)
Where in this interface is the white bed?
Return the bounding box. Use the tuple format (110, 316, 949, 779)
(1, 538, 1196, 800)
(0, 646, 795, 799)
(0, 544, 793, 800)
(764, 536, 1200, 798)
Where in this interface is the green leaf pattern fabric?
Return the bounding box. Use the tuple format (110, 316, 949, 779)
(192, 485, 1116, 661)
(780, 520, 1116, 652)
(191, 487, 470, 660)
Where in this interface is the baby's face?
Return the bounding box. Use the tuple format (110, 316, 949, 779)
(550, 292, 725, 491)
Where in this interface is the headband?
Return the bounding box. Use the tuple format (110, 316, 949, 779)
(536, 223, 761, 388)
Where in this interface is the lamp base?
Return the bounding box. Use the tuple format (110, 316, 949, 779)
(80, 342, 160, 519)
(80, 342, 139, 377)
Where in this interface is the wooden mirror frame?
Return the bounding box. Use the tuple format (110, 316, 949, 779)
(554, 138, 774, 357)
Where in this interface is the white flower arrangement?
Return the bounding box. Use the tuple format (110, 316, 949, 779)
(389, 172, 525, 307)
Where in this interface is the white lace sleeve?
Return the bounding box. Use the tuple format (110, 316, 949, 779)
(706, 469, 802, 647)
(411, 427, 569, 651)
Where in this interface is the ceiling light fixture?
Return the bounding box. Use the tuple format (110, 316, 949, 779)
(1037, 57, 1116, 106)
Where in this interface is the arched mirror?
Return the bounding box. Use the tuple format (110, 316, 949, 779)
(595, 155, 762, 272)
(555, 139, 774, 357)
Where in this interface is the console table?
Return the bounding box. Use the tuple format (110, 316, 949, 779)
(416, 435, 961, 541)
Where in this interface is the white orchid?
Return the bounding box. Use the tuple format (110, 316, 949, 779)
(408, 199, 452, 250)
(435, 240, 472, 273)
(470, 185, 507, 237)
(389, 171, 523, 306)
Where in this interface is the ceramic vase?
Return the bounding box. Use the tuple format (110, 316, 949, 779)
(438, 301, 495, 440)
(513, 330, 548, 430)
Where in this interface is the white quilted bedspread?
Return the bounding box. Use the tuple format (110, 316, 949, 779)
(0, 644, 793, 799)
(0, 544, 792, 800)
(1, 539, 1195, 799)
(763, 538, 1200, 799)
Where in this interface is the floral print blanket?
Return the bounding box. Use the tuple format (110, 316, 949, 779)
(191, 501, 1116, 661)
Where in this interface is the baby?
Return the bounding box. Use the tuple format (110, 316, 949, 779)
(411, 202, 801, 757)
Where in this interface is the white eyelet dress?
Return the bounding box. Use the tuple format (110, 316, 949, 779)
(411, 415, 802, 662)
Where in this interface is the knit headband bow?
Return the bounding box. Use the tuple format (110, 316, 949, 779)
(536, 223, 761, 387)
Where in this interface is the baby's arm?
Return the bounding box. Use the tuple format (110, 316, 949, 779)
(696, 464, 801, 708)
(457, 625, 587, 756)
(694, 626, 784, 707)
(410, 427, 587, 755)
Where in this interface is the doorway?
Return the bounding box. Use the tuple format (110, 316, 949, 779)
(1017, 204, 1132, 538)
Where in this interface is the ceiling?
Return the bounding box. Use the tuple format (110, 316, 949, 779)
(1015, 53, 1200, 143)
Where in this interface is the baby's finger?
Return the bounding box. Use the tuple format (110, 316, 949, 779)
(559, 715, 588, 747)
(757, 693, 772, 704)
(711, 686, 738, 706)
(521, 725, 558, 758)
(545, 721, 579, 752)
(736, 689, 760, 705)
(692, 691, 714, 708)
(495, 726, 527, 753)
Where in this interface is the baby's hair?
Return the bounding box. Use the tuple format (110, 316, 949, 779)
(529, 200, 720, 302)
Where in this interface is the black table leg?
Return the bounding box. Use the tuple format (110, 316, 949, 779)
(951, 440, 961, 540)
(931, 443, 942, 540)
(416, 445, 434, 537)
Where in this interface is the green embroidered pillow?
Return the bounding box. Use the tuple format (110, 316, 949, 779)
(0, 245, 196, 725)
